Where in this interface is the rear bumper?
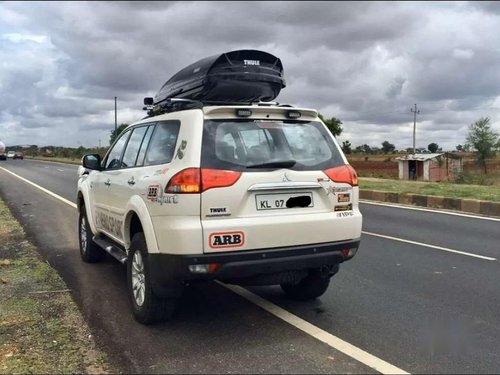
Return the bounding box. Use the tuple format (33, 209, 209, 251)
(149, 239, 360, 296)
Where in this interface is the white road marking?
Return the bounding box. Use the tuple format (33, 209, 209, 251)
(57, 168, 64, 172)
(2, 165, 411, 374)
(0, 167, 77, 209)
(221, 283, 409, 375)
(362, 231, 497, 261)
(360, 200, 500, 222)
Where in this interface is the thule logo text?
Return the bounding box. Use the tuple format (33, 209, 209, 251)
(244, 60, 260, 66)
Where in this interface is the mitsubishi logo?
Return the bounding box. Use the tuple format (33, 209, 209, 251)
(283, 172, 292, 182)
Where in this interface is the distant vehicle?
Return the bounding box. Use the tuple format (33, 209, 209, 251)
(6, 151, 15, 159)
(0, 141, 6, 160)
(13, 151, 24, 160)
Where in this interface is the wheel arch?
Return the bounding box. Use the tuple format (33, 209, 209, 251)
(124, 196, 159, 253)
(77, 188, 98, 235)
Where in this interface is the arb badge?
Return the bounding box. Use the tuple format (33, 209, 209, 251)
(209, 231, 245, 249)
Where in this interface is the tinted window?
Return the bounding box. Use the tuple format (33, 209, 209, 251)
(104, 130, 131, 169)
(144, 121, 180, 166)
(122, 126, 149, 168)
(135, 124, 155, 167)
(202, 120, 344, 171)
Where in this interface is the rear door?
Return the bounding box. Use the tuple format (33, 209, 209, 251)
(200, 119, 360, 253)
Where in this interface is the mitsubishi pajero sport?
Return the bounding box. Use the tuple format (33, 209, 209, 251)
(77, 50, 362, 324)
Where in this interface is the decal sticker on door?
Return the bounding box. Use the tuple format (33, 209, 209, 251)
(147, 184, 160, 201)
(209, 231, 245, 249)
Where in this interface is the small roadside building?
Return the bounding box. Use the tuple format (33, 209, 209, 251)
(397, 153, 463, 182)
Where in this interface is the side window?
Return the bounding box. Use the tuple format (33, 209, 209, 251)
(135, 125, 155, 167)
(121, 126, 149, 168)
(144, 121, 180, 166)
(104, 130, 131, 169)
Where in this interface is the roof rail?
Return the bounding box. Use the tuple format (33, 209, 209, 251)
(143, 98, 204, 117)
(142, 98, 295, 118)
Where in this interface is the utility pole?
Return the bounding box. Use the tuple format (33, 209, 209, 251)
(410, 103, 420, 154)
(114, 96, 117, 134)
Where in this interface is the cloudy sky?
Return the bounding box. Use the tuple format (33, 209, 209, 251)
(1, 1, 500, 150)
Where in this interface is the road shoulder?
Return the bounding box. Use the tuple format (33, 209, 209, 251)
(0, 197, 111, 374)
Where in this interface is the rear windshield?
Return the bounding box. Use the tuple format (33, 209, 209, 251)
(201, 119, 345, 171)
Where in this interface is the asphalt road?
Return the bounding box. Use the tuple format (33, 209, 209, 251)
(1, 159, 499, 374)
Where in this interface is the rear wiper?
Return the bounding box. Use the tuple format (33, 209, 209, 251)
(246, 160, 297, 169)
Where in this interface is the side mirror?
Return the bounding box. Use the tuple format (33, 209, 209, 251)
(82, 154, 102, 171)
(144, 97, 154, 105)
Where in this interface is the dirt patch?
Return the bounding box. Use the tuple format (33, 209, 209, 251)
(0, 198, 111, 374)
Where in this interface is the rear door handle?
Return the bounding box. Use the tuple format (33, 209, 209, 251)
(127, 178, 135, 185)
(104, 179, 111, 186)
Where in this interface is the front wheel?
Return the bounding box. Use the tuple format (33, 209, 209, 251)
(78, 207, 105, 263)
(281, 269, 331, 301)
(127, 233, 178, 324)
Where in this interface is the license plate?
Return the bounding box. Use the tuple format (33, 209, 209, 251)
(256, 192, 313, 210)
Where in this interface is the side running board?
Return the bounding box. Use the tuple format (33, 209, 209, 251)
(93, 235, 128, 264)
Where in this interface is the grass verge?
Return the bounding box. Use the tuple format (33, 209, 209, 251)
(360, 177, 500, 202)
(0, 198, 110, 374)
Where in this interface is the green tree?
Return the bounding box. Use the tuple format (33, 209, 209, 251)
(381, 141, 395, 154)
(428, 142, 439, 153)
(109, 123, 129, 145)
(466, 117, 499, 174)
(354, 145, 364, 153)
(341, 140, 352, 154)
(361, 144, 372, 154)
(318, 114, 343, 137)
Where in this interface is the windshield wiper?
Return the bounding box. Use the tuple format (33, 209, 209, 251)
(246, 160, 297, 169)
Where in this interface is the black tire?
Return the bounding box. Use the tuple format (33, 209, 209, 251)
(78, 207, 105, 263)
(127, 232, 178, 324)
(281, 269, 331, 301)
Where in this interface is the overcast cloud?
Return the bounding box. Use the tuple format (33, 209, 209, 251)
(1, 1, 500, 150)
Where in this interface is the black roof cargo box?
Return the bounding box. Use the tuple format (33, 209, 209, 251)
(153, 50, 286, 105)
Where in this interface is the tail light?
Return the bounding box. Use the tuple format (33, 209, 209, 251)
(323, 165, 358, 186)
(165, 168, 241, 193)
(165, 168, 200, 193)
(201, 169, 241, 192)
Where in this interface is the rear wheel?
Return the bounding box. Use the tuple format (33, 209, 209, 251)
(281, 269, 331, 301)
(127, 232, 178, 324)
(79, 207, 105, 263)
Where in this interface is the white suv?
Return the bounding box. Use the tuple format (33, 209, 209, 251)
(77, 51, 362, 324)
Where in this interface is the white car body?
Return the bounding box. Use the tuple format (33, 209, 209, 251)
(77, 104, 362, 323)
(79, 106, 361, 253)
